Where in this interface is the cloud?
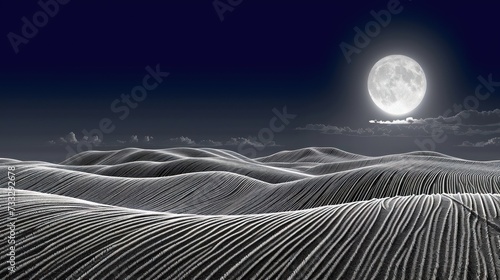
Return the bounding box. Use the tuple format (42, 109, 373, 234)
(298, 109, 500, 138)
(169, 136, 196, 145)
(50, 131, 282, 149)
(51, 132, 101, 145)
(168, 137, 227, 147)
(129, 135, 139, 143)
(460, 137, 500, 148)
(225, 137, 277, 147)
(296, 124, 429, 137)
(198, 139, 223, 147)
(369, 117, 419, 125)
(439, 109, 500, 126)
(82, 135, 102, 146)
(114, 135, 154, 144)
(370, 109, 500, 126)
(50, 133, 155, 146)
(167, 136, 275, 147)
(59, 132, 78, 144)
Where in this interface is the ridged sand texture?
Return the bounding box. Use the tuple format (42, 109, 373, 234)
(1, 147, 500, 279)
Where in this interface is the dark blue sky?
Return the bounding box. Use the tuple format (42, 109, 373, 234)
(1, 0, 500, 162)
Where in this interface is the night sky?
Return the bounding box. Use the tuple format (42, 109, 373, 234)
(1, 0, 500, 162)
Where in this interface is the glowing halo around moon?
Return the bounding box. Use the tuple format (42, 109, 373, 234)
(367, 55, 427, 115)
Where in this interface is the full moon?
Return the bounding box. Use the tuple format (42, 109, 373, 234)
(367, 55, 427, 115)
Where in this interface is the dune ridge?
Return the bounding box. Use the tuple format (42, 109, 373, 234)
(0, 147, 498, 214)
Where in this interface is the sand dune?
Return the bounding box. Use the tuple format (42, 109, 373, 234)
(1, 148, 498, 214)
(1, 189, 500, 279)
(1, 147, 500, 279)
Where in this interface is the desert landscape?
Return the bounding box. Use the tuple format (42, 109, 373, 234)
(1, 147, 500, 279)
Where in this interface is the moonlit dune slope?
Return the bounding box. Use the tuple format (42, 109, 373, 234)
(1, 148, 498, 214)
(1, 189, 500, 279)
(1, 147, 500, 279)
